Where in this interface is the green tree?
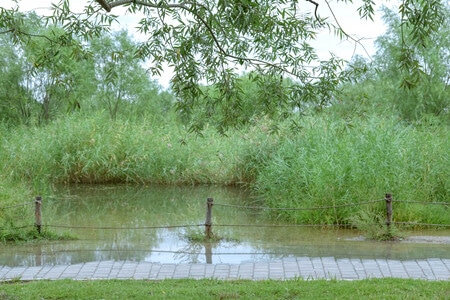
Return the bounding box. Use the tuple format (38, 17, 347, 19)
(193, 72, 294, 132)
(346, 6, 450, 121)
(372, 4, 449, 121)
(0, 34, 36, 125)
(89, 30, 163, 121)
(0, 11, 97, 123)
(336, 2, 450, 123)
(24, 25, 94, 123)
(2, 0, 447, 131)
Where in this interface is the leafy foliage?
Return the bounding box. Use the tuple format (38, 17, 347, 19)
(397, 0, 446, 88)
(2, 0, 448, 131)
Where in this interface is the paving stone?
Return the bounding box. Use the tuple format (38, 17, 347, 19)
(269, 262, 285, 279)
(213, 264, 230, 279)
(34, 266, 53, 279)
(19, 266, 43, 281)
(1, 257, 449, 281)
(133, 264, 152, 279)
(337, 259, 359, 280)
(253, 263, 269, 279)
(228, 265, 240, 279)
(189, 264, 206, 278)
(427, 259, 450, 280)
(173, 265, 191, 279)
(375, 259, 392, 277)
(4, 267, 27, 279)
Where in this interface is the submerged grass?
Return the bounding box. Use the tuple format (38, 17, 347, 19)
(0, 227, 75, 243)
(0, 278, 449, 300)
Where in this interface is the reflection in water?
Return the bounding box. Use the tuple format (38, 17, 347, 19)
(1, 184, 449, 267)
(205, 243, 212, 264)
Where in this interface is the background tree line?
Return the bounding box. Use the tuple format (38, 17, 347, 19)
(0, 12, 174, 126)
(1, 4, 449, 130)
(339, 4, 450, 124)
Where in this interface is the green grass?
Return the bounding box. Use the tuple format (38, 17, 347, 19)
(0, 278, 449, 300)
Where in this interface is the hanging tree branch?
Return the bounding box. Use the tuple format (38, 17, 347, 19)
(92, 0, 323, 78)
(305, 0, 321, 23)
(96, 0, 112, 12)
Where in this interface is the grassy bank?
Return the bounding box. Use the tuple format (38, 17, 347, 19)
(1, 278, 449, 299)
(1, 111, 449, 230)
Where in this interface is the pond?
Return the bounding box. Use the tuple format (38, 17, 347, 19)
(1, 185, 449, 267)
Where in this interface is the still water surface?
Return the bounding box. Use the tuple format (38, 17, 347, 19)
(1, 185, 449, 267)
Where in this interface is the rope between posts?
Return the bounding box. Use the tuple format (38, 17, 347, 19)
(213, 199, 384, 211)
(394, 200, 450, 206)
(43, 224, 204, 230)
(394, 222, 450, 227)
(0, 225, 34, 231)
(0, 201, 35, 210)
(214, 223, 354, 228)
(4, 222, 450, 231)
(4, 195, 449, 236)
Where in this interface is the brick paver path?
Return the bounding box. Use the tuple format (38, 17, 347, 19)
(1, 257, 449, 281)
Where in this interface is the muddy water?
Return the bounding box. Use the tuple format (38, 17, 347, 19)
(1, 185, 449, 267)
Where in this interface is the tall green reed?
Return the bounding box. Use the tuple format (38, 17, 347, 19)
(0, 112, 258, 186)
(256, 115, 450, 225)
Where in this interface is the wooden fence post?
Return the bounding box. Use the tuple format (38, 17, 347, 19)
(205, 197, 213, 240)
(385, 193, 393, 236)
(35, 196, 42, 234)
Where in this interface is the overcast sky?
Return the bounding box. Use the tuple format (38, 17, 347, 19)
(3, 0, 396, 87)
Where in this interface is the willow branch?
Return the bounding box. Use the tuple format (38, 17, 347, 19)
(324, 0, 372, 59)
(1, 28, 54, 42)
(0, 29, 14, 35)
(95, 0, 310, 78)
(305, 0, 321, 23)
(96, 0, 112, 12)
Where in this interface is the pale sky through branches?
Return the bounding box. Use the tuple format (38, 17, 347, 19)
(3, 0, 396, 87)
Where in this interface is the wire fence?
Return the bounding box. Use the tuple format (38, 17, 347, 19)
(1, 195, 449, 234)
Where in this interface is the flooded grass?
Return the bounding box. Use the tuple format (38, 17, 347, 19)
(0, 185, 449, 267)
